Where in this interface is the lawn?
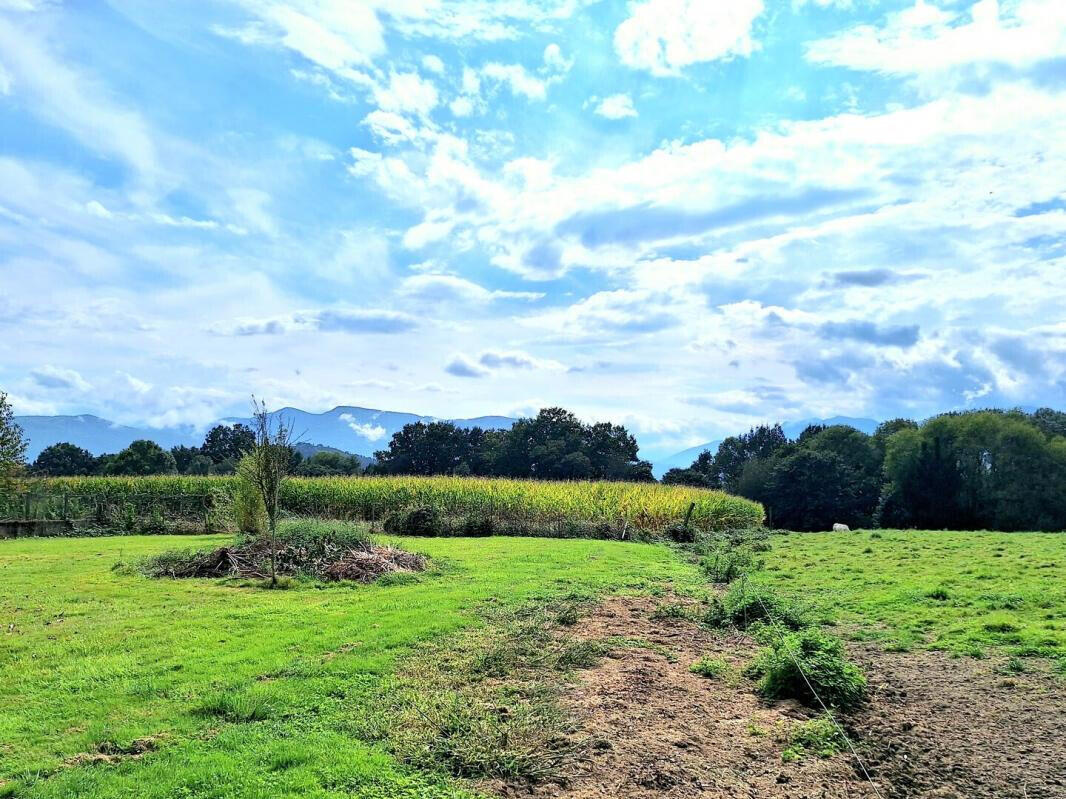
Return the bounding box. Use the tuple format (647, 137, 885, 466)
(0, 533, 701, 798)
(759, 529, 1066, 659)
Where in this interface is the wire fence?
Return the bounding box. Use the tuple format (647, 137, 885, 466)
(738, 573, 886, 799)
(0, 485, 222, 535)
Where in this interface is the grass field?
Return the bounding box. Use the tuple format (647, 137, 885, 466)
(0, 533, 701, 797)
(1, 529, 1063, 797)
(760, 530, 1066, 659)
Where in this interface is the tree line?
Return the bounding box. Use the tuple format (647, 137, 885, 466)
(369, 407, 653, 481)
(26, 423, 364, 478)
(663, 408, 1066, 532)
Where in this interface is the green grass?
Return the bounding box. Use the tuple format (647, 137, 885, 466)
(758, 530, 1066, 658)
(0, 533, 702, 797)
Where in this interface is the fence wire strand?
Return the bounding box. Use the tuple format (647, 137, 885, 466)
(742, 574, 887, 799)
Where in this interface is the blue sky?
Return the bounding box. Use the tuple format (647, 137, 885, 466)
(1, 0, 1064, 457)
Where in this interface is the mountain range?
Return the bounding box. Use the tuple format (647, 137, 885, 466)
(14, 407, 881, 477)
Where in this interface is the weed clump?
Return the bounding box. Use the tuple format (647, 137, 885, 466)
(777, 713, 846, 761)
(747, 628, 867, 710)
(703, 583, 809, 631)
(689, 656, 729, 679)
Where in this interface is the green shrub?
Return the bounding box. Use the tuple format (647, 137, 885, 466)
(778, 713, 846, 760)
(689, 656, 728, 679)
(383, 505, 442, 536)
(195, 690, 274, 722)
(748, 628, 867, 710)
(700, 545, 760, 583)
(703, 583, 809, 631)
(233, 457, 266, 535)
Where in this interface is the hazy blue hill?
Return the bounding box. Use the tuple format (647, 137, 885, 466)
(17, 407, 518, 462)
(15, 415, 200, 460)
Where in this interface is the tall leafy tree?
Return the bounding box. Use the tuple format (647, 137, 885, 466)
(201, 424, 255, 464)
(32, 443, 97, 476)
(0, 391, 27, 489)
(106, 440, 177, 476)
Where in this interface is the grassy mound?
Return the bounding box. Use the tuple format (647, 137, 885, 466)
(140, 519, 426, 583)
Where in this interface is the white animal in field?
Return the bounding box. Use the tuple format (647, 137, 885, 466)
(832, 522, 850, 532)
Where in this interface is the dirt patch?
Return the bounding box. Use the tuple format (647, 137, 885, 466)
(64, 735, 163, 767)
(485, 597, 879, 799)
(486, 597, 1066, 799)
(852, 646, 1066, 799)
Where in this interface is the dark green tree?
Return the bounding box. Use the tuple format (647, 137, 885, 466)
(373, 422, 484, 475)
(201, 424, 255, 465)
(106, 440, 177, 476)
(711, 424, 788, 491)
(0, 391, 27, 489)
(32, 443, 97, 476)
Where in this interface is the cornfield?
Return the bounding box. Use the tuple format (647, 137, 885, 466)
(5, 475, 763, 537)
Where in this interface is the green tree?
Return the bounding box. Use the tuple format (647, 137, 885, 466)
(766, 450, 853, 532)
(0, 392, 27, 490)
(170, 445, 202, 474)
(106, 440, 177, 476)
(711, 424, 788, 491)
(201, 424, 255, 465)
(246, 400, 294, 587)
(373, 422, 484, 475)
(32, 443, 97, 476)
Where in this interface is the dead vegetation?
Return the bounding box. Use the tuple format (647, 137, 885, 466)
(139, 519, 426, 583)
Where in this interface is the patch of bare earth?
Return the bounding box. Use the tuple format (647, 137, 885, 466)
(486, 597, 878, 799)
(485, 597, 1066, 799)
(853, 646, 1066, 799)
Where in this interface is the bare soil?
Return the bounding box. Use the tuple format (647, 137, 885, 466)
(852, 645, 1066, 799)
(485, 597, 1066, 799)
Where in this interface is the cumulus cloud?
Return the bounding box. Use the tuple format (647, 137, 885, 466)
(614, 0, 765, 76)
(216, 308, 419, 336)
(338, 412, 387, 441)
(444, 353, 490, 378)
(398, 274, 543, 303)
(593, 93, 637, 119)
(31, 365, 91, 392)
(805, 0, 1066, 78)
(819, 320, 921, 347)
(478, 350, 565, 370)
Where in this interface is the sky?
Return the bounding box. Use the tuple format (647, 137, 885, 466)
(0, 0, 1064, 458)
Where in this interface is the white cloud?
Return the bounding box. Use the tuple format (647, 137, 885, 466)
(805, 0, 1066, 77)
(399, 274, 543, 303)
(480, 62, 549, 100)
(444, 353, 490, 378)
(338, 412, 387, 441)
(30, 365, 91, 392)
(373, 70, 439, 116)
(0, 19, 160, 184)
(215, 308, 419, 336)
(421, 54, 445, 74)
(362, 110, 420, 145)
(543, 42, 573, 72)
(478, 350, 565, 371)
(594, 93, 637, 119)
(614, 0, 765, 76)
(216, 1, 385, 71)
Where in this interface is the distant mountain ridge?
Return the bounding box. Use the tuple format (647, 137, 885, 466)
(15, 407, 520, 462)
